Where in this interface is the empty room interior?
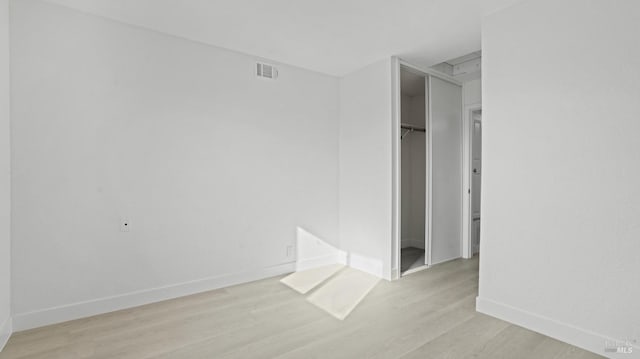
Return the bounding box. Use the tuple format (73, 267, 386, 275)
(0, 0, 638, 358)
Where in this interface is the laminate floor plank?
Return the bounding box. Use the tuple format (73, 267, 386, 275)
(0, 256, 604, 359)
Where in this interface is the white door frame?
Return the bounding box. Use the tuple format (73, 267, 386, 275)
(391, 57, 462, 279)
(391, 57, 402, 280)
(462, 104, 482, 259)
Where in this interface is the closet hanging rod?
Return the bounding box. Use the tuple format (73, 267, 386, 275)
(401, 123, 426, 132)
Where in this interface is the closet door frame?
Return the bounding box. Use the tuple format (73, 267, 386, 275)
(462, 103, 482, 259)
(391, 58, 462, 280)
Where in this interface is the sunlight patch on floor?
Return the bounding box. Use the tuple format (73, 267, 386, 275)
(280, 264, 380, 320)
(306, 267, 380, 320)
(280, 263, 344, 294)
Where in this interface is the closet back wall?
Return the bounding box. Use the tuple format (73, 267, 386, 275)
(400, 94, 426, 249)
(11, 0, 340, 329)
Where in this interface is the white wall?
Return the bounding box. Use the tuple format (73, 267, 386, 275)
(11, 0, 340, 330)
(478, 0, 640, 356)
(0, 0, 11, 351)
(463, 78, 481, 106)
(339, 58, 393, 279)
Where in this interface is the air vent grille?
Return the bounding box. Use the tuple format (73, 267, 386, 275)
(256, 62, 278, 79)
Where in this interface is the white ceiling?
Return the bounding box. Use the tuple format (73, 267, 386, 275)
(43, 0, 520, 76)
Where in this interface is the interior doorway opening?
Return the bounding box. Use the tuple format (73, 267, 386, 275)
(399, 66, 427, 275)
(470, 109, 482, 256)
(396, 60, 464, 278)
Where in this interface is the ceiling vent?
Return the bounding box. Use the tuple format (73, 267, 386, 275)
(256, 62, 278, 80)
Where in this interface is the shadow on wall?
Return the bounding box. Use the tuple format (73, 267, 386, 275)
(295, 227, 383, 278)
(284, 228, 381, 320)
(295, 227, 347, 271)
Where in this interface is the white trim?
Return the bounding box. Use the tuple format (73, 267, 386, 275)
(391, 56, 402, 281)
(296, 252, 348, 272)
(390, 268, 399, 280)
(348, 253, 384, 278)
(13, 262, 295, 331)
(462, 104, 482, 259)
(457, 97, 465, 262)
(0, 317, 12, 352)
(426, 75, 433, 266)
(476, 297, 637, 359)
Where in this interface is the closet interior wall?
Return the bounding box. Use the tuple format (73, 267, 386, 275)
(400, 71, 426, 250)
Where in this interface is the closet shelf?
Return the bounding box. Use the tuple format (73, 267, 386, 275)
(400, 123, 426, 132)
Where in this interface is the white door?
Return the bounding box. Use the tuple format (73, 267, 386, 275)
(471, 114, 482, 254)
(427, 76, 463, 265)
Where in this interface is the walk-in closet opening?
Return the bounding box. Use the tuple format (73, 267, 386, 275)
(396, 60, 464, 277)
(400, 66, 427, 275)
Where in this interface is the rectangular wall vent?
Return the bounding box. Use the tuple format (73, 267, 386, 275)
(256, 62, 278, 79)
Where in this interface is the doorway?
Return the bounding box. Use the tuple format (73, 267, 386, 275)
(397, 62, 464, 277)
(462, 106, 482, 258)
(399, 67, 426, 274)
(470, 110, 482, 255)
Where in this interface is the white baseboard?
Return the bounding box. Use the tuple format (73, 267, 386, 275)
(296, 251, 348, 272)
(401, 238, 425, 249)
(348, 253, 383, 278)
(476, 297, 639, 359)
(0, 316, 12, 352)
(13, 262, 295, 332)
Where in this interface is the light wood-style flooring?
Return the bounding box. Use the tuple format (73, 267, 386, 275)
(0, 256, 604, 358)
